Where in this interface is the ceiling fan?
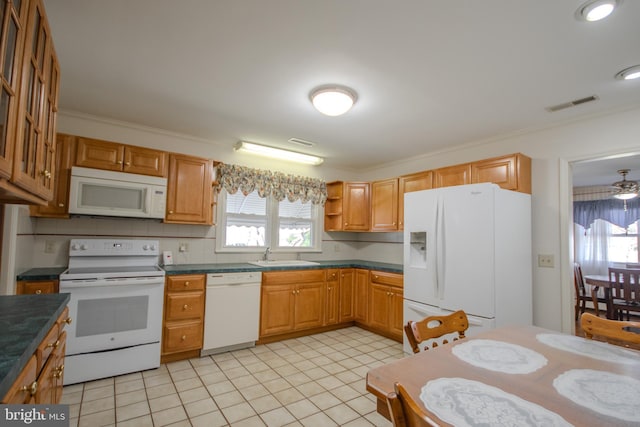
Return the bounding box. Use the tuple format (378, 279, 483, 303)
(611, 169, 639, 200)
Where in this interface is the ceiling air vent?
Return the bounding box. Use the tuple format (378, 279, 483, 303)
(545, 95, 599, 112)
(287, 138, 316, 148)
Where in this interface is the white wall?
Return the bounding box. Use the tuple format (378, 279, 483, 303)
(6, 106, 640, 333)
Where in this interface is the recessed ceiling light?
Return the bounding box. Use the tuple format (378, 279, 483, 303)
(615, 65, 640, 81)
(575, 0, 619, 22)
(310, 86, 357, 116)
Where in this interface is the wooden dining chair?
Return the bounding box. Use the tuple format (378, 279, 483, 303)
(608, 267, 640, 320)
(581, 312, 640, 346)
(404, 310, 469, 354)
(386, 382, 439, 427)
(573, 263, 606, 319)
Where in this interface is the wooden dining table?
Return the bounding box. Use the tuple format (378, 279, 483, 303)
(584, 274, 615, 319)
(366, 325, 640, 426)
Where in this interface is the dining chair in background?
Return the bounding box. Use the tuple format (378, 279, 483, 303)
(404, 310, 469, 354)
(581, 312, 640, 346)
(573, 263, 606, 319)
(386, 382, 438, 427)
(608, 267, 640, 320)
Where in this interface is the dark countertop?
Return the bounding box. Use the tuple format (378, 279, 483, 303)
(0, 293, 70, 399)
(16, 267, 67, 281)
(163, 259, 403, 275)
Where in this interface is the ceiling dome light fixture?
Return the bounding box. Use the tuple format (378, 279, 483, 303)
(615, 65, 640, 81)
(611, 169, 639, 200)
(575, 0, 619, 22)
(310, 86, 357, 117)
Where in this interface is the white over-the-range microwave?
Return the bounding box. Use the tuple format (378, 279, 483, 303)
(69, 166, 167, 219)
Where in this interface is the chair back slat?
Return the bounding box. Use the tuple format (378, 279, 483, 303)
(386, 383, 439, 427)
(581, 312, 640, 346)
(405, 310, 469, 353)
(574, 263, 586, 296)
(608, 268, 640, 304)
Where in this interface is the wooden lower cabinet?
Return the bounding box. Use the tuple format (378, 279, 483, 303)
(325, 269, 340, 325)
(16, 280, 59, 295)
(354, 269, 370, 323)
(161, 274, 205, 363)
(2, 307, 70, 404)
(260, 270, 325, 338)
(367, 271, 403, 341)
(339, 269, 355, 322)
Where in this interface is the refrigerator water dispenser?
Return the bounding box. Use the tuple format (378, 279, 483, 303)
(409, 231, 427, 267)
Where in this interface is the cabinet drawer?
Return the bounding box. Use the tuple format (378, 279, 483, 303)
(163, 321, 203, 353)
(165, 292, 204, 321)
(166, 275, 205, 292)
(326, 269, 339, 282)
(263, 269, 325, 285)
(370, 270, 403, 288)
(1, 356, 37, 404)
(36, 323, 60, 372)
(17, 280, 58, 295)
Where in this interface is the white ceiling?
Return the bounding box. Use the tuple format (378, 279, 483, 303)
(44, 1, 640, 172)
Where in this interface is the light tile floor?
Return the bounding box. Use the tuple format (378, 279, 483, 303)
(62, 327, 404, 426)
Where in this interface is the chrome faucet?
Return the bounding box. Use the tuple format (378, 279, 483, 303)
(263, 247, 271, 261)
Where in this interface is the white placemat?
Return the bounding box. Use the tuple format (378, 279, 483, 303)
(537, 333, 640, 365)
(420, 377, 573, 427)
(554, 369, 640, 423)
(451, 339, 548, 374)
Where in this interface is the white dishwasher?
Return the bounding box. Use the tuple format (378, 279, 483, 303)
(202, 271, 262, 355)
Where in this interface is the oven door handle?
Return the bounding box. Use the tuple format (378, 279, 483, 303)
(60, 276, 164, 289)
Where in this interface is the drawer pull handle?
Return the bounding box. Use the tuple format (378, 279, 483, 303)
(20, 381, 38, 396)
(181, 335, 187, 341)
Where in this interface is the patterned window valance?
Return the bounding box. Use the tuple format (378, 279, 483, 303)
(574, 198, 640, 229)
(216, 163, 327, 205)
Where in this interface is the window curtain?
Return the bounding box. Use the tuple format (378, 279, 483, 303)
(574, 219, 610, 277)
(216, 163, 327, 205)
(573, 198, 640, 229)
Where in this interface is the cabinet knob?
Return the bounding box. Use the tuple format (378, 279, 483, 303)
(184, 281, 190, 286)
(169, 210, 174, 214)
(35, 290, 42, 294)
(117, 161, 123, 165)
(181, 335, 187, 341)
(46, 339, 60, 349)
(58, 203, 65, 208)
(344, 223, 348, 226)
(125, 162, 131, 166)
(20, 381, 38, 396)
(53, 365, 65, 379)
(64, 317, 73, 325)
(183, 304, 189, 310)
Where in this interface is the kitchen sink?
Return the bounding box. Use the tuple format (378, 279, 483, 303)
(247, 260, 320, 267)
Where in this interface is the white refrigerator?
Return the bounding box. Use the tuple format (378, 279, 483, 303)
(403, 183, 532, 354)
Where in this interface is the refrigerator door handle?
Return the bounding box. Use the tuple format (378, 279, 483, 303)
(406, 301, 435, 316)
(435, 197, 445, 299)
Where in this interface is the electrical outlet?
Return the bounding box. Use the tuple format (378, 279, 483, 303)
(179, 242, 189, 252)
(538, 254, 554, 268)
(44, 241, 56, 254)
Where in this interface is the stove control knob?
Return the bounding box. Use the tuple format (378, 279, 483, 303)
(150, 245, 157, 251)
(71, 244, 79, 251)
(80, 244, 88, 250)
(142, 245, 149, 250)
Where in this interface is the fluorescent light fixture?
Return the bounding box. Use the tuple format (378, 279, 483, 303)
(575, 0, 619, 22)
(615, 65, 640, 81)
(235, 141, 324, 165)
(310, 86, 357, 116)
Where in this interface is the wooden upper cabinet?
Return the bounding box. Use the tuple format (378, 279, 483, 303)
(30, 133, 74, 218)
(344, 182, 370, 231)
(6, 0, 60, 202)
(371, 178, 398, 231)
(324, 181, 344, 231)
(165, 153, 213, 224)
(472, 153, 531, 193)
(123, 145, 168, 177)
(75, 137, 167, 177)
(434, 163, 472, 188)
(0, 0, 29, 180)
(398, 170, 433, 230)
